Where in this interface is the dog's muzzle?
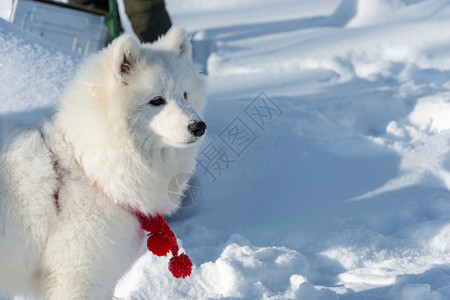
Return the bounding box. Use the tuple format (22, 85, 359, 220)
(188, 120, 207, 137)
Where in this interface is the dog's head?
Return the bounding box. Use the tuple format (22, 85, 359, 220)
(106, 27, 207, 149)
(50, 27, 207, 214)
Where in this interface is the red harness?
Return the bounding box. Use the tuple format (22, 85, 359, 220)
(52, 162, 192, 279)
(52, 161, 62, 213)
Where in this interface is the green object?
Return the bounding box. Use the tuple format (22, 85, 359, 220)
(104, 0, 119, 45)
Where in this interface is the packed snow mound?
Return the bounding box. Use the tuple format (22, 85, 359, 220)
(347, 0, 450, 28)
(115, 236, 337, 299)
(408, 94, 450, 133)
(0, 18, 79, 122)
(2, 0, 450, 299)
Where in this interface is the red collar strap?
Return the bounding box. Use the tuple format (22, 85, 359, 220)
(48, 151, 191, 278)
(135, 212, 192, 279)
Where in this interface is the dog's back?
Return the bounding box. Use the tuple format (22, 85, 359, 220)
(0, 119, 58, 296)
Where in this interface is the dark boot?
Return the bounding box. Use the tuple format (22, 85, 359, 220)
(124, 0, 172, 43)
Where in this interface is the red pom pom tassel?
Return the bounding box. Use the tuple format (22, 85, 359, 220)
(139, 214, 165, 233)
(169, 253, 192, 279)
(136, 213, 193, 279)
(147, 234, 174, 257)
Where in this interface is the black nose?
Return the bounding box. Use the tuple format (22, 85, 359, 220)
(188, 120, 207, 137)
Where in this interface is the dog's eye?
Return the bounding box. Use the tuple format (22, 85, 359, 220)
(183, 91, 188, 100)
(148, 96, 166, 106)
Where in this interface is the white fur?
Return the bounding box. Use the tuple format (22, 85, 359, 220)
(0, 27, 206, 299)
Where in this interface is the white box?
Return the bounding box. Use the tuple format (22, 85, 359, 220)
(10, 0, 110, 55)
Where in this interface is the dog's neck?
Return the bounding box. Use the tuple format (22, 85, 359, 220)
(42, 115, 197, 217)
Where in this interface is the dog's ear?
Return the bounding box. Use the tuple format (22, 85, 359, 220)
(110, 34, 141, 82)
(155, 27, 193, 62)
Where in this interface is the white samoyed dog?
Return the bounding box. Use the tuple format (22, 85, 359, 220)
(0, 27, 206, 299)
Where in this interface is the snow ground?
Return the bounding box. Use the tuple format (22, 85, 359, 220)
(2, 0, 450, 299)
